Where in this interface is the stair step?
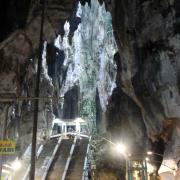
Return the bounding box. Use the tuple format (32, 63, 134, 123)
(65, 139, 89, 180)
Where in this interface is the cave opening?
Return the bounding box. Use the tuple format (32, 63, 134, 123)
(0, 0, 180, 180)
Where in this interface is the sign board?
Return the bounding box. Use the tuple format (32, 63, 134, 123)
(0, 140, 16, 155)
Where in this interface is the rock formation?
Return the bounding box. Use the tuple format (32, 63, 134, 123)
(0, 0, 179, 179)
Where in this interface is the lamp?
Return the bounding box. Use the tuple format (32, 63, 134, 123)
(116, 143, 126, 154)
(11, 159, 21, 171)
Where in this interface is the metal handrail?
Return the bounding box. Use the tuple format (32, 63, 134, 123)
(82, 136, 91, 180)
(41, 136, 63, 180)
(50, 132, 89, 139)
(22, 144, 44, 180)
(0, 96, 64, 102)
(61, 136, 77, 180)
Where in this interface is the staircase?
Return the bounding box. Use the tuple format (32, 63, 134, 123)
(13, 136, 89, 180)
(46, 139, 73, 180)
(65, 139, 89, 180)
(35, 138, 58, 180)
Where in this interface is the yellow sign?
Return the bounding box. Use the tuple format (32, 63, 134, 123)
(0, 140, 16, 155)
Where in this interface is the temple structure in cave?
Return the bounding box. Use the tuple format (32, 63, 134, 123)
(0, 0, 180, 179)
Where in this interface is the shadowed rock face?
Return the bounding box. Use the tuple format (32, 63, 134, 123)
(0, 0, 31, 42)
(0, 0, 78, 153)
(63, 85, 80, 119)
(100, 0, 180, 175)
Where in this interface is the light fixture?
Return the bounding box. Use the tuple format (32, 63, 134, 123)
(147, 151, 164, 157)
(116, 143, 126, 154)
(11, 159, 22, 171)
(2, 169, 11, 174)
(147, 151, 153, 155)
(75, 117, 84, 123)
(146, 162, 156, 174)
(145, 157, 150, 161)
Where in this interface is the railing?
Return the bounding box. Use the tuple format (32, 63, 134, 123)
(61, 136, 77, 180)
(22, 144, 44, 180)
(50, 132, 89, 139)
(82, 136, 91, 180)
(22, 133, 89, 180)
(41, 136, 63, 180)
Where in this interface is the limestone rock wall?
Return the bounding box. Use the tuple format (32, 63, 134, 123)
(0, 0, 180, 178)
(100, 0, 180, 177)
(0, 0, 76, 154)
(53, 1, 117, 132)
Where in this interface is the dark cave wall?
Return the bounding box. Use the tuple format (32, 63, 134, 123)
(106, 86, 147, 153)
(63, 85, 80, 119)
(100, 0, 180, 172)
(175, 0, 180, 33)
(0, 0, 80, 152)
(0, 0, 31, 42)
(46, 43, 67, 118)
(96, 88, 103, 132)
